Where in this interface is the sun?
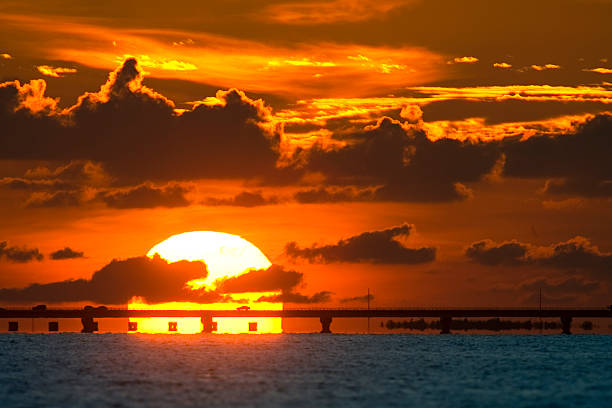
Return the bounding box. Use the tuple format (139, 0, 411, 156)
(147, 231, 271, 289)
(128, 231, 282, 334)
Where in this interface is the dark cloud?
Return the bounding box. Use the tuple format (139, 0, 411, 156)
(24, 191, 82, 208)
(50, 247, 84, 260)
(466, 236, 612, 274)
(2, 58, 611, 204)
(23, 160, 109, 187)
(257, 291, 333, 304)
(217, 265, 302, 293)
(465, 240, 529, 266)
(0, 255, 224, 304)
(216, 264, 334, 305)
(543, 178, 612, 198)
(0, 177, 74, 192)
(502, 114, 612, 197)
(293, 187, 373, 203)
(542, 236, 612, 272)
(289, 113, 612, 202)
(0, 160, 112, 208)
(96, 183, 190, 209)
(0, 241, 43, 263)
(3, 161, 190, 209)
(299, 118, 499, 202)
(519, 276, 601, 298)
(204, 191, 279, 207)
(0, 58, 281, 184)
(340, 294, 374, 304)
(492, 275, 603, 306)
(285, 223, 436, 264)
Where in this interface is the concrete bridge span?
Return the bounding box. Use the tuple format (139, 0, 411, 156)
(2, 307, 611, 334)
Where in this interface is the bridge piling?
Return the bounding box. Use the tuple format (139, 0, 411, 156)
(80, 316, 98, 333)
(440, 316, 452, 334)
(201, 314, 216, 333)
(560, 315, 572, 335)
(320, 316, 333, 333)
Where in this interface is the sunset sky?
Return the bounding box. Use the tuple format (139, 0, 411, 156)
(1, 0, 611, 310)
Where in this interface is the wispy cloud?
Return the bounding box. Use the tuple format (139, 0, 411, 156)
(583, 67, 612, 74)
(493, 62, 512, 69)
(448, 56, 479, 64)
(262, 0, 417, 25)
(0, 14, 445, 98)
(36, 65, 77, 77)
(530, 64, 561, 71)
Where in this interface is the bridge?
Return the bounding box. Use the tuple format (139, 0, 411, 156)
(2, 307, 611, 334)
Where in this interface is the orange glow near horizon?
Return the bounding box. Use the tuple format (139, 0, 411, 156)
(128, 295, 282, 334)
(128, 231, 282, 334)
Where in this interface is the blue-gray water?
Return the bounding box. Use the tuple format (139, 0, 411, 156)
(1, 334, 611, 408)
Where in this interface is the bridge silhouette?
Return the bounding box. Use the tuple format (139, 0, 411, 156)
(2, 307, 612, 334)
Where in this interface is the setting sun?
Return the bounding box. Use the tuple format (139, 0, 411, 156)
(128, 231, 282, 334)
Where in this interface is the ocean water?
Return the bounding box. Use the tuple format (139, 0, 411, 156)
(1, 334, 611, 408)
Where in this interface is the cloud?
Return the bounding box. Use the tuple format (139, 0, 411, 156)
(293, 187, 374, 203)
(0, 241, 43, 263)
(493, 62, 512, 69)
(0, 255, 222, 304)
(204, 191, 279, 207)
(262, 0, 416, 25)
(0, 160, 114, 208)
(0, 14, 445, 98)
(0, 58, 281, 184)
(23, 160, 110, 187)
(405, 85, 612, 104)
(530, 64, 561, 71)
(0, 78, 58, 113)
(465, 239, 529, 266)
(117, 54, 197, 71)
(217, 265, 303, 293)
(502, 114, 612, 197)
(0, 177, 75, 192)
(449, 56, 479, 64)
(257, 291, 333, 304)
(285, 223, 436, 264)
(215, 264, 333, 304)
(96, 183, 190, 209)
(583, 67, 612, 74)
(543, 178, 612, 197)
(50, 247, 84, 260)
(466, 236, 612, 274)
(492, 275, 603, 306)
(1, 162, 193, 209)
(2, 59, 612, 205)
(24, 191, 82, 208)
(340, 294, 374, 304)
(300, 117, 499, 202)
(518, 276, 601, 298)
(36, 65, 77, 77)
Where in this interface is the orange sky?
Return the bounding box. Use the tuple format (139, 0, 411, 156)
(1, 0, 611, 313)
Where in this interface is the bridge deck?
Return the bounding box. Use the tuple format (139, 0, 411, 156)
(1, 308, 611, 319)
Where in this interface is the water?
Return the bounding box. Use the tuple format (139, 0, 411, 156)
(1, 334, 611, 408)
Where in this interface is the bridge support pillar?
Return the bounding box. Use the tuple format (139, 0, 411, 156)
(80, 317, 98, 333)
(440, 316, 452, 334)
(320, 316, 333, 333)
(201, 314, 215, 333)
(561, 315, 572, 335)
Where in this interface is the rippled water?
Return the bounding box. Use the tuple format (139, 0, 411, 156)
(1, 334, 611, 407)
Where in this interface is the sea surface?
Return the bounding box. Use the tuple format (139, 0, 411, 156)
(1, 333, 611, 407)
